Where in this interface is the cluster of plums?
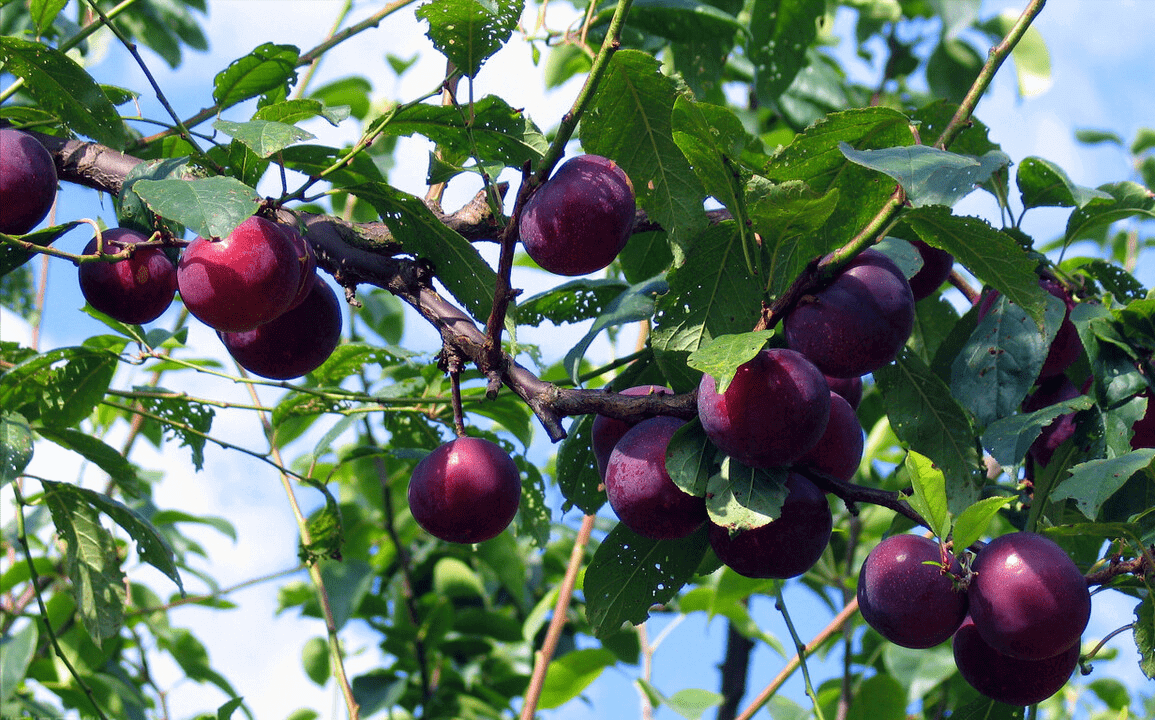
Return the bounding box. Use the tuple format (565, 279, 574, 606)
(858, 531, 1090, 705)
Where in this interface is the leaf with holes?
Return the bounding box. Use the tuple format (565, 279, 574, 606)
(417, 0, 523, 77)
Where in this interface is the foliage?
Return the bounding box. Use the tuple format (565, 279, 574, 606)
(1, 0, 1153, 719)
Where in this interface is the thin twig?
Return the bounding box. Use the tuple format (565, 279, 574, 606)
(775, 585, 827, 720)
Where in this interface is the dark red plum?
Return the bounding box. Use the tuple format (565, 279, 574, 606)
(519, 154, 635, 276)
(281, 223, 317, 311)
(177, 215, 301, 332)
(796, 392, 864, 483)
(605, 416, 706, 540)
(218, 278, 342, 380)
(708, 472, 832, 579)
(78, 228, 177, 324)
(857, 534, 968, 648)
(1132, 388, 1155, 449)
(907, 240, 954, 301)
(591, 384, 673, 480)
(784, 249, 915, 378)
(697, 348, 830, 468)
(953, 615, 1079, 706)
(407, 436, 521, 544)
(0, 128, 58, 235)
(825, 374, 863, 409)
(1022, 376, 1082, 467)
(968, 532, 1090, 661)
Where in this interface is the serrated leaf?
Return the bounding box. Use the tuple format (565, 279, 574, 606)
(686, 331, 773, 393)
(706, 460, 788, 531)
(555, 414, 604, 514)
(584, 523, 708, 638)
(580, 50, 708, 249)
(0, 346, 118, 429)
(903, 451, 950, 540)
(0, 412, 33, 488)
(748, 0, 824, 102)
(117, 157, 192, 237)
(212, 119, 315, 158)
(982, 395, 1095, 468)
(650, 222, 764, 392)
(1016, 156, 1112, 210)
(132, 388, 215, 471)
(345, 182, 496, 321)
(416, 0, 523, 78)
(36, 426, 144, 497)
(132, 177, 259, 240)
(564, 276, 668, 386)
(279, 145, 385, 188)
(839, 143, 1009, 208)
(1051, 449, 1155, 520)
(951, 292, 1068, 429)
(0, 37, 127, 148)
(213, 42, 299, 109)
(746, 177, 840, 301)
(903, 205, 1046, 327)
(951, 495, 1014, 552)
(517, 278, 629, 327)
(875, 349, 982, 515)
(378, 95, 546, 167)
(42, 482, 127, 645)
(255, 98, 348, 126)
(666, 418, 712, 499)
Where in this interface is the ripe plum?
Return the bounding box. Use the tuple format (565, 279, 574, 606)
(590, 384, 673, 480)
(78, 228, 177, 324)
(0, 128, 58, 235)
(953, 615, 1079, 705)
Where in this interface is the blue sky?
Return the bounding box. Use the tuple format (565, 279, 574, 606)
(4, 0, 1154, 717)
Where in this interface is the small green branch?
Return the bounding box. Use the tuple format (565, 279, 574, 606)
(775, 584, 827, 720)
(12, 484, 111, 720)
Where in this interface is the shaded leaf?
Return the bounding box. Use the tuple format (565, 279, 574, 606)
(0, 412, 33, 488)
(982, 395, 1095, 468)
(666, 418, 713, 499)
(1051, 449, 1155, 520)
(36, 427, 144, 498)
(748, 0, 824, 102)
(0, 618, 37, 703)
(1017, 156, 1112, 210)
(746, 177, 840, 301)
(706, 459, 788, 532)
(133, 177, 260, 240)
(212, 119, 315, 158)
(839, 143, 1009, 208)
(555, 414, 604, 514)
(564, 276, 668, 386)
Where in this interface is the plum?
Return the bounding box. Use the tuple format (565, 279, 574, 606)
(968, 531, 1090, 660)
(605, 416, 706, 540)
(1022, 376, 1082, 467)
(407, 436, 522, 544)
(697, 348, 830, 468)
(857, 534, 968, 648)
(0, 128, 58, 235)
(590, 384, 673, 480)
(280, 222, 317, 311)
(708, 472, 831, 579)
(953, 615, 1079, 706)
(519, 154, 635, 276)
(796, 391, 864, 483)
(825, 374, 863, 409)
(177, 215, 302, 332)
(784, 248, 915, 378)
(78, 228, 177, 325)
(907, 240, 954, 301)
(218, 277, 342, 380)
(1131, 388, 1155, 449)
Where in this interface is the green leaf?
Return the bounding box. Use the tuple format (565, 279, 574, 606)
(1135, 596, 1154, 680)
(42, 480, 184, 594)
(650, 222, 764, 392)
(555, 414, 605, 514)
(951, 291, 1068, 429)
(748, 0, 824, 102)
(580, 50, 708, 250)
(212, 119, 315, 158)
(926, 37, 983, 105)
(255, 97, 348, 127)
(839, 143, 1010, 208)
(132, 177, 260, 240)
(133, 388, 215, 471)
(666, 418, 713, 499)
(982, 395, 1095, 468)
(746, 177, 840, 301)
(686, 332, 774, 394)
(42, 482, 127, 646)
(310, 76, 373, 121)
(903, 205, 1046, 326)
(903, 451, 950, 540)
(0, 619, 37, 703)
(0, 412, 33, 488)
(0, 346, 119, 429)
(951, 496, 1015, 552)
(981, 9, 1051, 97)
(215, 697, 246, 720)
(847, 673, 906, 720)
(279, 145, 385, 188)
(346, 183, 496, 321)
(706, 460, 789, 532)
(882, 642, 958, 704)
(622, 0, 745, 44)
(584, 523, 708, 637)
(1051, 449, 1155, 520)
(118, 157, 192, 237)
(0, 221, 82, 279)
(564, 276, 668, 386)
(1075, 128, 1123, 147)
(1016, 156, 1112, 210)
(30, 0, 67, 33)
(665, 687, 724, 720)
(302, 637, 330, 686)
(537, 648, 617, 709)
(416, 0, 523, 78)
(1131, 127, 1155, 156)
(1064, 181, 1155, 245)
(36, 427, 144, 497)
(0, 37, 127, 148)
(379, 95, 547, 167)
(517, 278, 629, 327)
(875, 349, 982, 515)
(212, 43, 299, 109)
